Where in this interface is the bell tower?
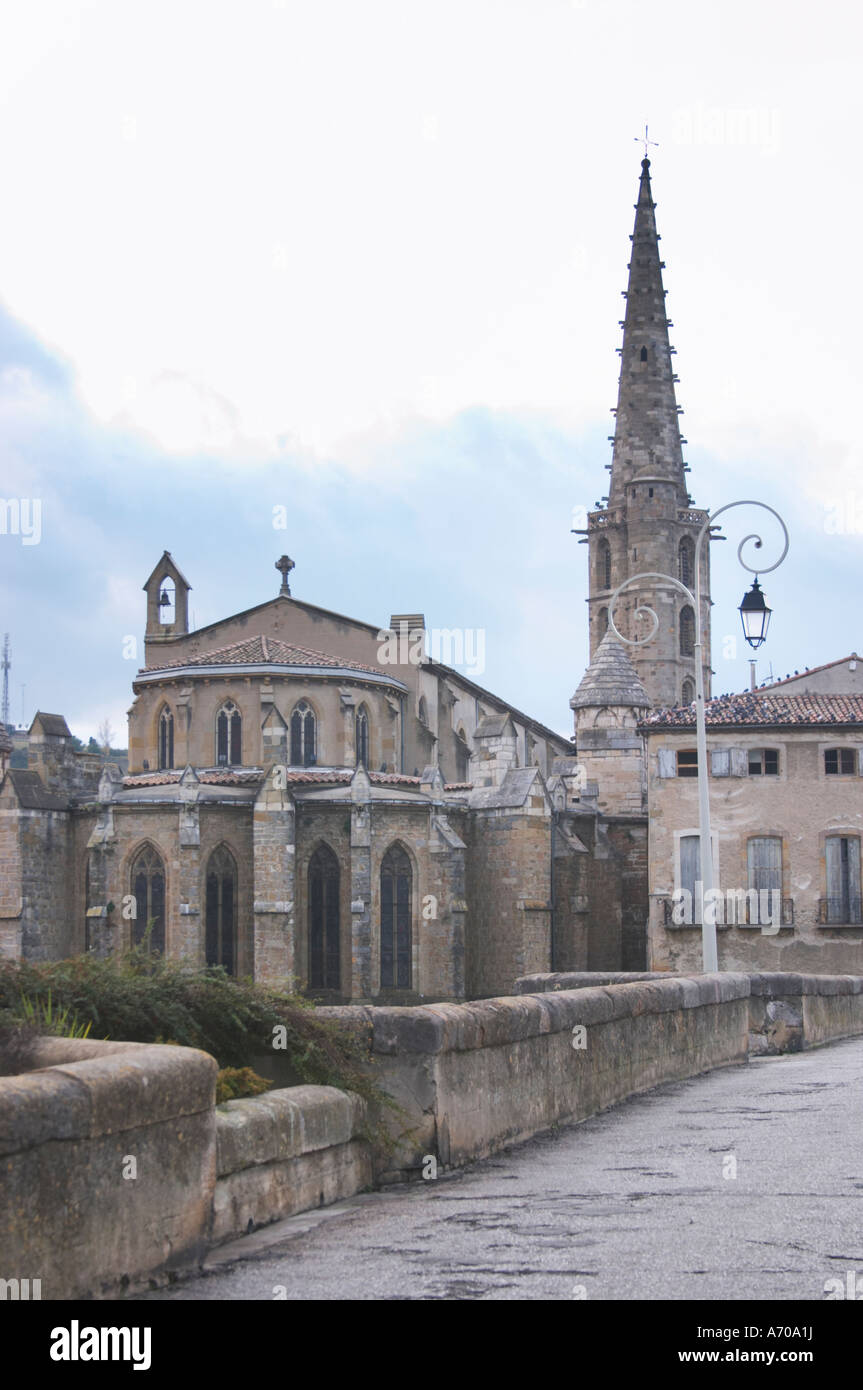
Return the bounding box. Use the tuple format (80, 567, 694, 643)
(576, 157, 711, 709)
(143, 551, 191, 655)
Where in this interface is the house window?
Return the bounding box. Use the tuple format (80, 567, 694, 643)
(678, 538, 694, 589)
(355, 706, 369, 768)
(290, 700, 316, 766)
(131, 844, 166, 953)
(677, 749, 698, 777)
(747, 836, 782, 894)
(598, 538, 611, 591)
(158, 707, 174, 770)
(205, 844, 236, 974)
(679, 834, 702, 924)
(681, 678, 695, 705)
(216, 701, 242, 766)
(825, 748, 856, 775)
(309, 844, 340, 989)
(679, 605, 695, 657)
(749, 748, 779, 776)
(380, 844, 412, 990)
(824, 835, 862, 924)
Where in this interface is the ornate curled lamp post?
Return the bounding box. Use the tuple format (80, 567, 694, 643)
(607, 500, 789, 973)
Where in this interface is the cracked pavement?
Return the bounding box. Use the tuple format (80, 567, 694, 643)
(139, 1036, 863, 1301)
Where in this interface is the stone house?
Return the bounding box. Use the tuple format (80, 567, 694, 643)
(643, 656, 863, 975)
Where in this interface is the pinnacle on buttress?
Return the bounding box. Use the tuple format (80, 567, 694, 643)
(607, 157, 688, 507)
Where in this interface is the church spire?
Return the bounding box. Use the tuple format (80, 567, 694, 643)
(608, 157, 687, 507)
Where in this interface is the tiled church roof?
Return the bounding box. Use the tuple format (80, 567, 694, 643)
(642, 691, 863, 729)
(142, 635, 382, 676)
(122, 767, 472, 791)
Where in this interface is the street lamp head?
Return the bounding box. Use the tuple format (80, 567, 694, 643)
(739, 577, 772, 649)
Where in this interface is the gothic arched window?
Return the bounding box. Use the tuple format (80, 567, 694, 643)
(455, 727, 470, 783)
(598, 606, 609, 636)
(355, 705, 369, 769)
(216, 701, 242, 766)
(380, 844, 412, 990)
(309, 843, 340, 990)
(678, 537, 695, 589)
(131, 844, 166, 953)
(640, 346, 648, 363)
(679, 605, 695, 658)
(598, 538, 611, 591)
(290, 700, 316, 766)
(158, 706, 174, 770)
(681, 677, 695, 705)
(205, 844, 237, 974)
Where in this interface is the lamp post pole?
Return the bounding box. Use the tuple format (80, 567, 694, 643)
(607, 499, 789, 974)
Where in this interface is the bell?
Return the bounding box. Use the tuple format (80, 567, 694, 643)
(159, 590, 170, 607)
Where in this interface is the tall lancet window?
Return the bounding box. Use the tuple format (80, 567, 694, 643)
(678, 537, 694, 589)
(205, 844, 237, 974)
(380, 844, 412, 990)
(309, 843, 340, 990)
(131, 844, 166, 953)
(216, 701, 242, 766)
(679, 605, 695, 658)
(355, 705, 369, 769)
(158, 706, 174, 770)
(290, 700, 316, 766)
(598, 538, 611, 592)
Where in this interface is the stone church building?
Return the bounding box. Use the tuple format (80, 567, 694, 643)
(3, 156, 855, 993)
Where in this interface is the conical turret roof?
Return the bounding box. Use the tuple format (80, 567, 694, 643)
(570, 630, 650, 710)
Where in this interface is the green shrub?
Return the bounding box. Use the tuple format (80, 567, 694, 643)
(216, 1066, 273, 1104)
(0, 949, 397, 1142)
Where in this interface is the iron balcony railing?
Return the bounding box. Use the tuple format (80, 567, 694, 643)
(818, 896, 863, 925)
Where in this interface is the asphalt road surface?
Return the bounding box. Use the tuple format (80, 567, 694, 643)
(141, 1036, 863, 1301)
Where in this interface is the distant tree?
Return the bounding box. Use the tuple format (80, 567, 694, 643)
(97, 719, 114, 757)
(87, 736, 99, 753)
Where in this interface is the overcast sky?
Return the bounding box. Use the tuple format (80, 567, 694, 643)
(1, 0, 862, 744)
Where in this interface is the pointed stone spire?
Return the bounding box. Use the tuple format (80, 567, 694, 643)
(570, 630, 650, 712)
(608, 158, 687, 508)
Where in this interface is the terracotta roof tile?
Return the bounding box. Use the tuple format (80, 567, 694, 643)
(142, 636, 381, 675)
(641, 691, 863, 729)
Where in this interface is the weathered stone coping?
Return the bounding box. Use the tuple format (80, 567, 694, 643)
(0, 1037, 217, 1158)
(317, 973, 751, 1055)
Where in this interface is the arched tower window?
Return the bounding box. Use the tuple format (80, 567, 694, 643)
(309, 843, 340, 990)
(681, 677, 695, 705)
(290, 700, 316, 767)
(355, 705, 369, 769)
(131, 844, 166, 953)
(598, 606, 609, 636)
(205, 844, 237, 974)
(158, 706, 174, 770)
(678, 537, 695, 589)
(216, 701, 242, 766)
(679, 605, 695, 658)
(598, 537, 611, 591)
(158, 578, 175, 625)
(639, 346, 648, 362)
(380, 844, 412, 990)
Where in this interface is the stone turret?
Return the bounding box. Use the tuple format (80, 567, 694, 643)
(571, 632, 649, 816)
(579, 156, 711, 709)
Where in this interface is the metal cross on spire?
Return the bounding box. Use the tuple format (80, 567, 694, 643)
(635, 123, 658, 159)
(275, 555, 295, 596)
